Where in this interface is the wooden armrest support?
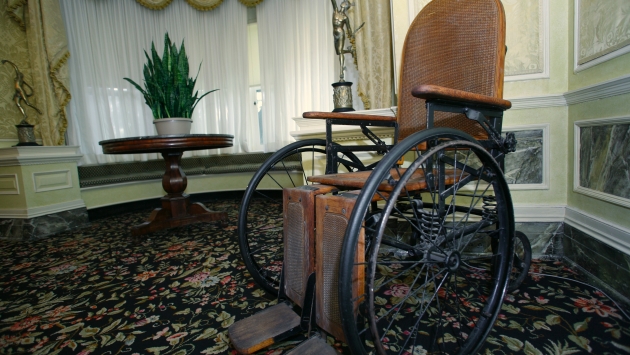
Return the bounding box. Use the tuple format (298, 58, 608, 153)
(411, 84, 512, 110)
(303, 111, 397, 122)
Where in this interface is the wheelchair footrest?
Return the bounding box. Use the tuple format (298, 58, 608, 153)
(228, 302, 302, 354)
(287, 335, 338, 354)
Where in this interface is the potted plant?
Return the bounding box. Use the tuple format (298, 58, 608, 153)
(124, 33, 218, 135)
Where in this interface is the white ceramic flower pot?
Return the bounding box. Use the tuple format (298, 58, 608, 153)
(153, 118, 192, 135)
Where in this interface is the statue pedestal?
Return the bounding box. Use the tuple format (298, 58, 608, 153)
(14, 123, 40, 146)
(0, 146, 87, 240)
(332, 81, 355, 112)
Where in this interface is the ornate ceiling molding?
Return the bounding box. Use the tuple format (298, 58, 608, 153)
(135, 0, 175, 11)
(136, 0, 263, 11)
(238, 0, 264, 7)
(185, 0, 225, 11)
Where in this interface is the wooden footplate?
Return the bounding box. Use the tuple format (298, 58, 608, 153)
(228, 302, 301, 355)
(230, 185, 337, 354)
(287, 336, 338, 354)
(229, 186, 364, 353)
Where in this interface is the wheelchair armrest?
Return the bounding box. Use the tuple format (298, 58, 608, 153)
(411, 84, 512, 111)
(303, 111, 397, 122)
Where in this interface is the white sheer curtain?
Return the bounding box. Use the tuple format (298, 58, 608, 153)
(60, 0, 249, 165)
(257, 0, 335, 151)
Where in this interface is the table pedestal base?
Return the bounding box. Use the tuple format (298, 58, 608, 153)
(131, 193, 227, 236)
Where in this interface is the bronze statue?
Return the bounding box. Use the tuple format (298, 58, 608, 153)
(2, 59, 42, 124)
(331, 0, 363, 82)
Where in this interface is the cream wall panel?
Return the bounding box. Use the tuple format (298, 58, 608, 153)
(503, 106, 569, 206)
(574, 0, 630, 72)
(81, 172, 257, 209)
(81, 180, 164, 210)
(392, 0, 565, 98)
(0, 166, 26, 209)
(568, 93, 630, 231)
(0, 173, 19, 194)
(503, 0, 548, 79)
(568, 0, 630, 89)
(33, 170, 73, 192)
(18, 163, 82, 207)
(503, 0, 568, 98)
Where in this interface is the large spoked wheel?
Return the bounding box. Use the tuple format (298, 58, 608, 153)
(507, 230, 532, 292)
(238, 139, 359, 296)
(339, 128, 514, 355)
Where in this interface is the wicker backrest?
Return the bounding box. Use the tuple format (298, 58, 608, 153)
(397, 0, 506, 141)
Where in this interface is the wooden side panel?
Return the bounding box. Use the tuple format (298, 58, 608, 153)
(283, 185, 336, 306)
(315, 193, 364, 342)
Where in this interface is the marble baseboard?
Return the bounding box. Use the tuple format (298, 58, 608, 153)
(563, 223, 630, 305)
(0, 208, 89, 241)
(515, 221, 564, 257)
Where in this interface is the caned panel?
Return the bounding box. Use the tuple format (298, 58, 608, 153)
(397, 0, 506, 140)
(315, 193, 364, 342)
(283, 185, 337, 306)
(285, 200, 305, 303)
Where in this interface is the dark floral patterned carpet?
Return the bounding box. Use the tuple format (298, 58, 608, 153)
(1, 198, 629, 355)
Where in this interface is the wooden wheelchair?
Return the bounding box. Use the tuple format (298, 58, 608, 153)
(230, 0, 531, 354)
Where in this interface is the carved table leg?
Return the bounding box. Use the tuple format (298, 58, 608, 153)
(131, 151, 228, 235)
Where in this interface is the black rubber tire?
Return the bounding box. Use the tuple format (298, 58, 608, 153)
(238, 139, 358, 296)
(338, 128, 514, 355)
(508, 230, 532, 292)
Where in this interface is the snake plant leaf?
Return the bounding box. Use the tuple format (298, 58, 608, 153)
(124, 32, 217, 119)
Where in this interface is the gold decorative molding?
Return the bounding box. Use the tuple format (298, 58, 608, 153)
(185, 0, 224, 11)
(6, 0, 26, 30)
(135, 0, 174, 11)
(136, 0, 232, 11)
(238, 0, 264, 7)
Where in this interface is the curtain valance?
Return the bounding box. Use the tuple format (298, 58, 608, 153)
(136, 0, 264, 11)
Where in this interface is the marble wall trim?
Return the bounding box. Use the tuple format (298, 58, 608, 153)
(515, 221, 563, 257)
(504, 124, 548, 189)
(0, 199, 86, 219)
(574, 116, 630, 208)
(563, 222, 630, 306)
(0, 207, 89, 241)
(565, 206, 630, 257)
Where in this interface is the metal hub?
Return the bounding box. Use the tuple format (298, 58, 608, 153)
(445, 251, 461, 272)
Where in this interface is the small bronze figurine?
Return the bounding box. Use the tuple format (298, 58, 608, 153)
(2, 59, 42, 125)
(331, 0, 363, 82)
(330, 0, 364, 112)
(2, 60, 42, 146)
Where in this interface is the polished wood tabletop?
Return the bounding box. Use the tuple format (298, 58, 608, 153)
(100, 134, 234, 154)
(99, 134, 234, 236)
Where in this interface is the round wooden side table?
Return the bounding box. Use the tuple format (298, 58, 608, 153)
(100, 134, 234, 235)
